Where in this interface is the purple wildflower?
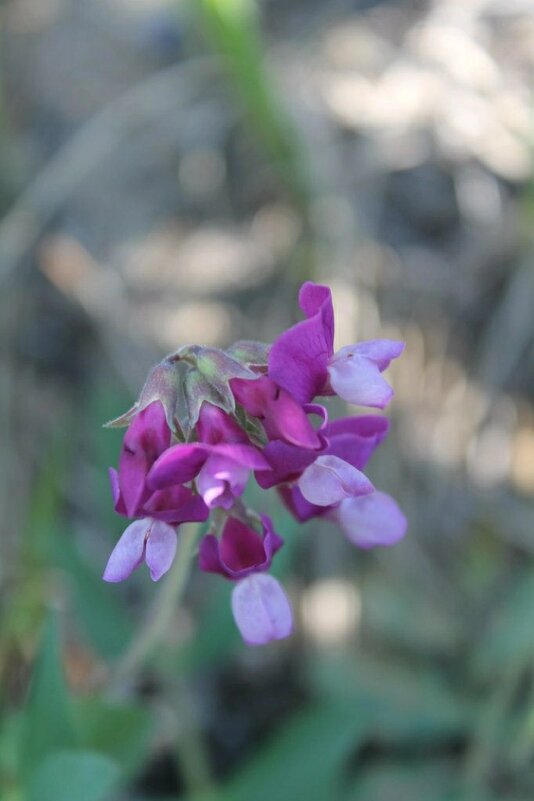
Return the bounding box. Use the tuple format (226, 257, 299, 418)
(102, 281, 407, 645)
(199, 516, 292, 645)
(269, 281, 404, 408)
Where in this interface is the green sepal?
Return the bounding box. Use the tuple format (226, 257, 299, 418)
(226, 339, 270, 368)
(103, 359, 186, 436)
(104, 344, 261, 440)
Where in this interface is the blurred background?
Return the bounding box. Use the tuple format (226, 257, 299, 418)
(2, 0, 534, 799)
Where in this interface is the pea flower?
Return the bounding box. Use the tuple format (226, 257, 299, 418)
(102, 280, 407, 646)
(199, 516, 292, 645)
(269, 281, 404, 408)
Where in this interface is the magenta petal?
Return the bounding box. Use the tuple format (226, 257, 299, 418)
(325, 414, 389, 441)
(232, 377, 321, 449)
(145, 520, 178, 581)
(208, 443, 270, 471)
(199, 534, 226, 576)
(197, 403, 248, 445)
(103, 519, 148, 582)
(199, 515, 283, 579)
(143, 485, 209, 524)
(147, 444, 209, 490)
(118, 401, 171, 516)
(220, 518, 266, 573)
(256, 440, 319, 489)
(219, 515, 283, 578)
(263, 390, 322, 449)
(298, 455, 374, 506)
(231, 574, 293, 645)
(325, 415, 390, 470)
(278, 485, 327, 522)
(327, 355, 394, 409)
(268, 283, 334, 404)
(109, 467, 127, 515)
(336, 491, 407, 549)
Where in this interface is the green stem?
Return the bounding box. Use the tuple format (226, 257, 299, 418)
(175, 676, 219, 800)
(109, 522, 200, 693)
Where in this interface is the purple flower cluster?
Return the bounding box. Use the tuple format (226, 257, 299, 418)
(103, 282, 406, 645)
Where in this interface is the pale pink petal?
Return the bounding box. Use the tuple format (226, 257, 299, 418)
(231, 574, 292, 645)
(298, 455, 374, 506)
(327, 354, 394, 408)
(351, 339, 405, 370)
(103, 519, 148, 582)
(336, 491, 407, 549)
(144, 520, 178, 581)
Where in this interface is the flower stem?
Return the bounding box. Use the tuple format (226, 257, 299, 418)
(109, 522, 200, 693)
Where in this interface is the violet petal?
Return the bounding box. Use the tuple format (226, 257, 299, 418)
(327, 354, 395, 409)
(336, 491, 407, 549)
(231, 574, 293, 645)
(268, 282, 334, 404)
(145, 520, 178, 581)
(147, 443, 209, 490)
(298, 455, 374, 506)
(103, 519, 148, 583)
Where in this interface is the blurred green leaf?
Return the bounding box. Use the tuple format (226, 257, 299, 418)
(473, 570, 534, 679)
(20, 614, 77, 770)
(310, 654, 473, 743)
(349, 760, 459, 801)
(26, 750, 119, 801)
(73, 698, 152, 777)
(195, 0, 309, 206)
(52, 536, 133, 661)
(180, 578, 238, 670)
(221, 701, 366, 801)
(362, 574, 461, 656)
(0, 712, 23, 800)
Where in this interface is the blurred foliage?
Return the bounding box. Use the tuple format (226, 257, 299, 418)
(194, 0, 311, 208)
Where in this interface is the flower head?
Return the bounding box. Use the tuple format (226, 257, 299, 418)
(102, 281, 407, 646)
(269, 281, 404, 408)
(199, 516, 292, 645)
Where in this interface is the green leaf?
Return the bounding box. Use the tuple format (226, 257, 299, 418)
(73, 699, 152, 777)
(27, 750, 119, 801)
(180, 580, 239, 671)
(348, 760, 459, 801)
(472, 571, 534, 679)
(51, 536, 133, 661)
(361, 574, 461, 656)
(310, 653, 473, 743)
(20, 614, 77, 770)
(221, 702, 366, 801)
